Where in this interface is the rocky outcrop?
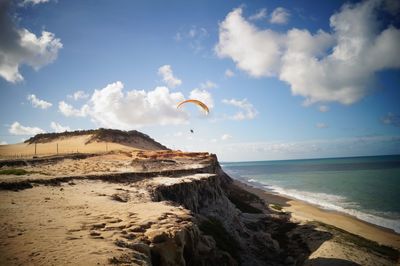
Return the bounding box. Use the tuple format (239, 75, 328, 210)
(149, 157, 320, 266)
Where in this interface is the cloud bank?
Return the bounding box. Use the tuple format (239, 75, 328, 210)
(9, 121, 45, 135)
(216, 0, 400, 105)
(0, 1, 62, 83)
(59, 81, 189, 129)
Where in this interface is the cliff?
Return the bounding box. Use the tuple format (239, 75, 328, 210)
(0, 149, 398, 265)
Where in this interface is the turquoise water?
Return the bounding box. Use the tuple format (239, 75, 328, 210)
(222, 155, 400, 233)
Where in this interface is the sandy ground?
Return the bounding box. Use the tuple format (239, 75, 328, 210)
(0, 135, 136, 158)
(0, 150, 213, 184)
(0, 177, 197, 265)
(1, 141, 398, 265)
(234, 180, 400, 250)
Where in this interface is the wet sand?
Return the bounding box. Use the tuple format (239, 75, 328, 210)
(234, 180, 400, 250)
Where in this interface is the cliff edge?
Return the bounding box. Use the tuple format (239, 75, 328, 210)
(0, 145, 398, 265)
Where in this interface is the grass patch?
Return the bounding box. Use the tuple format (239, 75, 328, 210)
(270, 204, 283, 211)
(0, 169, 29, 175)
(0, 169, 47, 176)
(199, 217, 241, 263)
(309, 221, 399, 261)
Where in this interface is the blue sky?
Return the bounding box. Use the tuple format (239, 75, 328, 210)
(0, 0, 399, 161)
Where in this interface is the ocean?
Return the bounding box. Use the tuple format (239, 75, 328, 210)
(221, 155, 400, 233)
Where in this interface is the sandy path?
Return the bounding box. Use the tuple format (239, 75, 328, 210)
(0, 180, 191, 265)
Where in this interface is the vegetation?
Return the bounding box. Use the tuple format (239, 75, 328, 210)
(24, 128, 168, 149)
(309, 221, 399, 261)
(270, 204, 283, 211)
(199, 217, 241, 262)
(0, 169, 29, 175)
(0, 168, 47, 176)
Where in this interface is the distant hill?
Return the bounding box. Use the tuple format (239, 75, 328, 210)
(24, 128, 169, 150)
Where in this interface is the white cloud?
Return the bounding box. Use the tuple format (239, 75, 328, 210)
(221, 134, 232, 141)
(189, 88, 214, 109)
(316, 123, 328, 129)
(22, 0, 50, 5)
(0, 2, 62, 83)
(225, 69, 235, 77)
(50, 122, 71, 132)
(0, 140, 7, 145)
(58, 101, 88, 117)
(9, 121, 45, 135)
(82, 81, 188, 129)
(381, 112, 400, 127)
(318, 105, 329, 112)
(222, 98, 258, 120)
(69, 90, 89, 100)
(200, 80, 217, 89)
(249, 8, 267, 21)
(27, 94, 52, 109)
(215, 8, 283, 77)
(216, 1, 400, 105)
(158, 65, 182, 88)
(270, 7, 290, 24)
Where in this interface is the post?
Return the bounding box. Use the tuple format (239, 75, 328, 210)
(106, 142, 108, 152)
(57, 143, 59, 155)
(34, 142, 37, 155)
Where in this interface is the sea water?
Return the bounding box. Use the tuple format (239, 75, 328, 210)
(221, 155, 400, 233)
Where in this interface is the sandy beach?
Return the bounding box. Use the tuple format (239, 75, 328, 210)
(233, 179, 400, 250)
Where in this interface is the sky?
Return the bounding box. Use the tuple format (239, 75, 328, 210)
(0, 0, 400, 161)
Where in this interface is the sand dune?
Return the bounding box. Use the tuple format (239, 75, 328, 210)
(0, 130, 167, 159)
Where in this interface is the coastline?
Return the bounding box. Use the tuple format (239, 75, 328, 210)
(233, 179, 400, 250)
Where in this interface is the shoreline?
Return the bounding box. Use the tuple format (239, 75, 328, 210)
(233, 179, 400, 250)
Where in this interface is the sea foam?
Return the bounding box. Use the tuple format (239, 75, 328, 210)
(265, 184, 400, 233)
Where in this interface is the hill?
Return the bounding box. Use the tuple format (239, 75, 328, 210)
(0, 128, 168, 158)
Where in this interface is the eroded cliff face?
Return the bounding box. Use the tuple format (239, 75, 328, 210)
(0, 151, 322, 266)
(149, 156, 318, 266)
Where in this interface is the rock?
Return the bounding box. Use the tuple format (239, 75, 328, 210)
(146, 230, 169, 244)
(130, 243, 151, 258)
(89, 231, 101, 236)
(110, 193, 129, 202)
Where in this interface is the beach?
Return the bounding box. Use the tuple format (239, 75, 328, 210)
(234, 179, 400, 250)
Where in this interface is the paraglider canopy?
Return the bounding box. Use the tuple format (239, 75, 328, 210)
(177, 99, 209, 114)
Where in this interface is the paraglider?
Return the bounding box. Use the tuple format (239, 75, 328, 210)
(177, 99, 209, 115)
(177, 99, 209, 135)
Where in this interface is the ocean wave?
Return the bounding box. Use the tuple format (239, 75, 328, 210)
(247, 178, 258, 183)
(265, 185, 400, 233)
